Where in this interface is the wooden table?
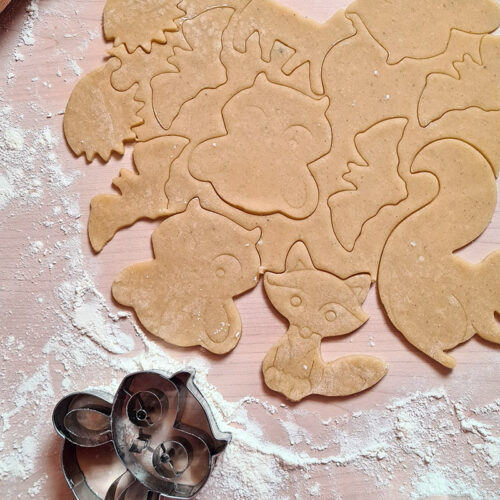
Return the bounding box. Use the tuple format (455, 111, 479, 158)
(0, 0, 11, 14)
(0, 1, 499, 499)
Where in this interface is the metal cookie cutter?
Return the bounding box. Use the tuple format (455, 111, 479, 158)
(53, 370, 231, 499)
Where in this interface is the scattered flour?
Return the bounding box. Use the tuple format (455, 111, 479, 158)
(280, 419, 311, 446)
(4, 127, 24, 150)
(308, 482, 321, 497)
(67, 58, 83, 76)
(0, 174, 15, 210)
(21, 1, 40, 47)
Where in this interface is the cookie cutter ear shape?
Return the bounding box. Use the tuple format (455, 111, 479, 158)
(52, 370, 231, 500)
(53, 391, 114, 500)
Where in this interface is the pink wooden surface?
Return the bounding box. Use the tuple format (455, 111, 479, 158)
(0, 1, 499, 499)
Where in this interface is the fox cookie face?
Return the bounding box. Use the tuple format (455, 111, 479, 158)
(265, 242, 371, 337)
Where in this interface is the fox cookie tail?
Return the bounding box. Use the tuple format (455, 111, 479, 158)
(311, 355, 388, 398)
(262, 330, 387, 402)
(379, 139, 499, 368)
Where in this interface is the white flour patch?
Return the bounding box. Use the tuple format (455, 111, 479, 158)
(56, 269, 136, 354)
(67, 58, 83, 76)
(280, 419, 311, 446)
(4, 127, 25, 150)
(0, 174, 15, 210)
(21, 1, 40, 47)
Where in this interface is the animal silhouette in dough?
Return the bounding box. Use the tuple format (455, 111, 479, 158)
(189, 74, 331, 219)
(379, 139, 500, 368)
(112, 199, 261, 354)
(263, 242, 387, 401)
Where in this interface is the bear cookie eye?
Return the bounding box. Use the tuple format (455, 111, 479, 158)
(325, 310, 337, 322)
(290, 295, 302, 307)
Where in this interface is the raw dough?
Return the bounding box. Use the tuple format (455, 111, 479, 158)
(346, 0, 500, 63)
(89, 136, 189, 251)
(328, 118, 408, 250)
(112, 199, 261, 354)
(418, 35, 500, 126)
(189, 73, 330, 218)
(229, 0, 355, 94)
(378, 139, 499, 368)
(152, 8, 233, 130)
(108, 31, 188, 141)
(103, 0, 185, 53)
(63, 0, 500, 399)
(262, 242, 387, 401)
(63, 58, 143, 162)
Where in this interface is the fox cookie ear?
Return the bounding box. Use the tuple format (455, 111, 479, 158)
(285, 242, 315, 271)
(344, 274, 372, 303)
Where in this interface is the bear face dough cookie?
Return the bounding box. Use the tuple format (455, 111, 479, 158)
(112, 199, 261, 354)
(188, 73, 331, 218)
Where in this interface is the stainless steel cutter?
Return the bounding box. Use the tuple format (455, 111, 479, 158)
(53, 370, 231, 499)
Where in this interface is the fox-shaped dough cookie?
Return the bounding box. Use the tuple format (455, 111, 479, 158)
(262, 241, 387, 401)
(379, 139, 500, 368)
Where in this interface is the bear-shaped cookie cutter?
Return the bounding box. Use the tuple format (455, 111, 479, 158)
(52, 370, 231, 499)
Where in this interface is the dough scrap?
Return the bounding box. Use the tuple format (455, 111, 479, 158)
(262, 242, 387, 401)
(229, 0, 355, 94)
(108, 31, 189, 141)
(178, 0, 246, 18)
(64, 0, 500, 397)
(418, 35, 500, 126)
(318, 15, 483, 190)
(151, 8, 233, 131)
(112, 199, 261, 354)
(63, 58, 143, 162)
(103, 0, 185, 53)
(89, 136, 189, 252)
(347, 0, 500, 63)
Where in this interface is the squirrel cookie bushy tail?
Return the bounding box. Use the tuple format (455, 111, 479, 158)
(378, 139, 500, 368)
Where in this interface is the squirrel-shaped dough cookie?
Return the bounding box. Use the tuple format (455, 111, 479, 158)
(379, 139, 500, 368)
(263, 242, 387, 401)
